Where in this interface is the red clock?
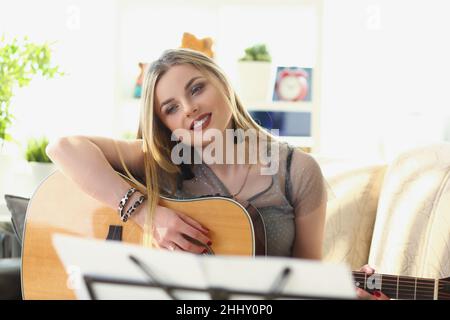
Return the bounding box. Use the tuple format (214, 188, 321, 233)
(275, 68, 309, 101)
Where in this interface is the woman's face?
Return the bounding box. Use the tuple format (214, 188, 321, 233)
(154, 64, 233, 147)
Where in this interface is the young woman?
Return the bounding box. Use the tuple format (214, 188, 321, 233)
(46, 48, 387, 299)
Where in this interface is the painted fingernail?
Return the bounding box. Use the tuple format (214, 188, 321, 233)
(207, 241, 212, 246)
(373, 291, 381, 298)
(202, 249, 208, 254)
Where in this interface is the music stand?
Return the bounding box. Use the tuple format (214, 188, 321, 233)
(53, 234, 357, 300)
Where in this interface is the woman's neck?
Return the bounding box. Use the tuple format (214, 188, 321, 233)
(195, 125, 269, 175)
(201, 140, 249, 174)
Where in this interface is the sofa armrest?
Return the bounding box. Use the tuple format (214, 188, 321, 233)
(368, 143, 450, 279)
(317, 157, 386, 270)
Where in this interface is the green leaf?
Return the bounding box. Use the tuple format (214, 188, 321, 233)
(0, 36, 64, 145)
(240, 43, 271, 62)
(25, 136, 52, 163)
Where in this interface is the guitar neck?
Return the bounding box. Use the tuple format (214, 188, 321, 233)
(352, 271, 447, 300)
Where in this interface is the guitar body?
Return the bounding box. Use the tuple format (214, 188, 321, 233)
(22, 171, 266, 300)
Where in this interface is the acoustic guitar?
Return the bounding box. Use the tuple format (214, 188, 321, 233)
(21, 171, 450, 300)
(21, 170, 266, 300)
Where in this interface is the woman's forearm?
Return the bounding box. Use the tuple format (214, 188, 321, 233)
(46, 136, 134, 210)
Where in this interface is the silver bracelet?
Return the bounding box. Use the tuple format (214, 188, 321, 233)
(118, 187, 136, 220)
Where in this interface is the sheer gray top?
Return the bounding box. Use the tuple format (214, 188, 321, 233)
(159, 142, 327, 257)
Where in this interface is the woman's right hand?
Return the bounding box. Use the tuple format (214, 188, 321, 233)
(133, 203, 211, 254)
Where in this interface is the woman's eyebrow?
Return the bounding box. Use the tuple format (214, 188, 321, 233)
(160, 76, 203, 110)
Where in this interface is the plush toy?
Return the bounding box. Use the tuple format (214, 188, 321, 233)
(133, 33, 214, 98)
(181, 32, 214, 58)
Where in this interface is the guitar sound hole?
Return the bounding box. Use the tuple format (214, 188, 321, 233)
(106, 225, 123, 241)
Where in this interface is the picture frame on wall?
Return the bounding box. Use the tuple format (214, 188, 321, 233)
(272, 66, 313, 102)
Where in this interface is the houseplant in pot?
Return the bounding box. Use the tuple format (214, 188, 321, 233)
(237, 43, 272, 104)
(0, 36, 61, 193)
(25, 137, 56, 186)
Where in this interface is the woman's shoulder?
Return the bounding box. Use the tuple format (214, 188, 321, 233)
(282, 143, 324, 189)
(284, 144, 328, 210)
(279, 141, 317, 165)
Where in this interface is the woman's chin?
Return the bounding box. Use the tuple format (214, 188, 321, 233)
(189, 127, 224, 148)
(192, 138, 215, 149)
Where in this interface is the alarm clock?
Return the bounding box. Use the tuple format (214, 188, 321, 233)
(275, 68, 309, 101)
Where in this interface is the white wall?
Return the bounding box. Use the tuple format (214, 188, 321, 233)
(116, 0, 319, 135)
(2, 0, 318, 147)
(2, 0, 449, 162)
(0, 0, 119, 152)
(320, 0, 450, 162)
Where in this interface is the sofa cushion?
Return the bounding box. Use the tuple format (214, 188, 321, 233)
(318, 158, 387, 269)
(4, 194, 30, 245)
(368, 143, 450, 279)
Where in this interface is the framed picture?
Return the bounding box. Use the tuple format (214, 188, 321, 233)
(272, 66, 313, 102)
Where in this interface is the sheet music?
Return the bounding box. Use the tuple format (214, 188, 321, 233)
(53, 234, 356, 300)
(52, 234, 210, 300)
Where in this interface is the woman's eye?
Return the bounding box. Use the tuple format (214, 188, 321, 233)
(191, 84, 203, 95)
(166, 105, 178, 114)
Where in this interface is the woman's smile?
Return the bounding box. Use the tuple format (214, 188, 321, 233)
(191, 112, 212, 131)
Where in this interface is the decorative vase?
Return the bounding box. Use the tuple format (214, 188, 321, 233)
(29, 162, 57, 187)
(237, 61, 272, 105)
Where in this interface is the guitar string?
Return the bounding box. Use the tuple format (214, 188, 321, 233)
(353, 274, 449, 295)
(353, 278, 437, 289)
(352, 280, 447, 290)
(353, 279, 442, 288)
(358, 281, 436, 291)
(352, 275, 447, 287)
(352, 280, 450, 298)
(352, 272, 450, 285)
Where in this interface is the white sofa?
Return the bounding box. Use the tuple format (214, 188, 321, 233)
(319, 143, 450, 280)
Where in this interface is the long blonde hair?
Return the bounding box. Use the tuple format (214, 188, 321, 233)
(118, 48, 278, 247)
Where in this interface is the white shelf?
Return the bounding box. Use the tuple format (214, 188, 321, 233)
(278, 136, 313, 147)
(244, 101, 312, 113)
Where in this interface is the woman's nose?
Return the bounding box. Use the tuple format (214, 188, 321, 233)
(183, 102, 199, 117)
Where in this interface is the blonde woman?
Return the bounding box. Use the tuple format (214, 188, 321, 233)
(47, 48, 385, 299)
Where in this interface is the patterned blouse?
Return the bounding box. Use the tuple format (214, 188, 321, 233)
(159, 141, 327, 257)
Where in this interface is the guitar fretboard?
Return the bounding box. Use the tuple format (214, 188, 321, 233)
(352, 271, 450, 300)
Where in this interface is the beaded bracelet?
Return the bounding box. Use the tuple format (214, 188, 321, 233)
(118, 187, 136, 219)
(121, 195, 146, 222)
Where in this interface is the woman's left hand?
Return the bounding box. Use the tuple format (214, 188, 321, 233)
(356, 264, 390, 300)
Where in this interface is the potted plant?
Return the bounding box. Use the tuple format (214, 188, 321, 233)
(25, 137, 56, 185)
(121, 130, 136, 140)
(237, 44, 272, 104)
(0, 36, 61, 192)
